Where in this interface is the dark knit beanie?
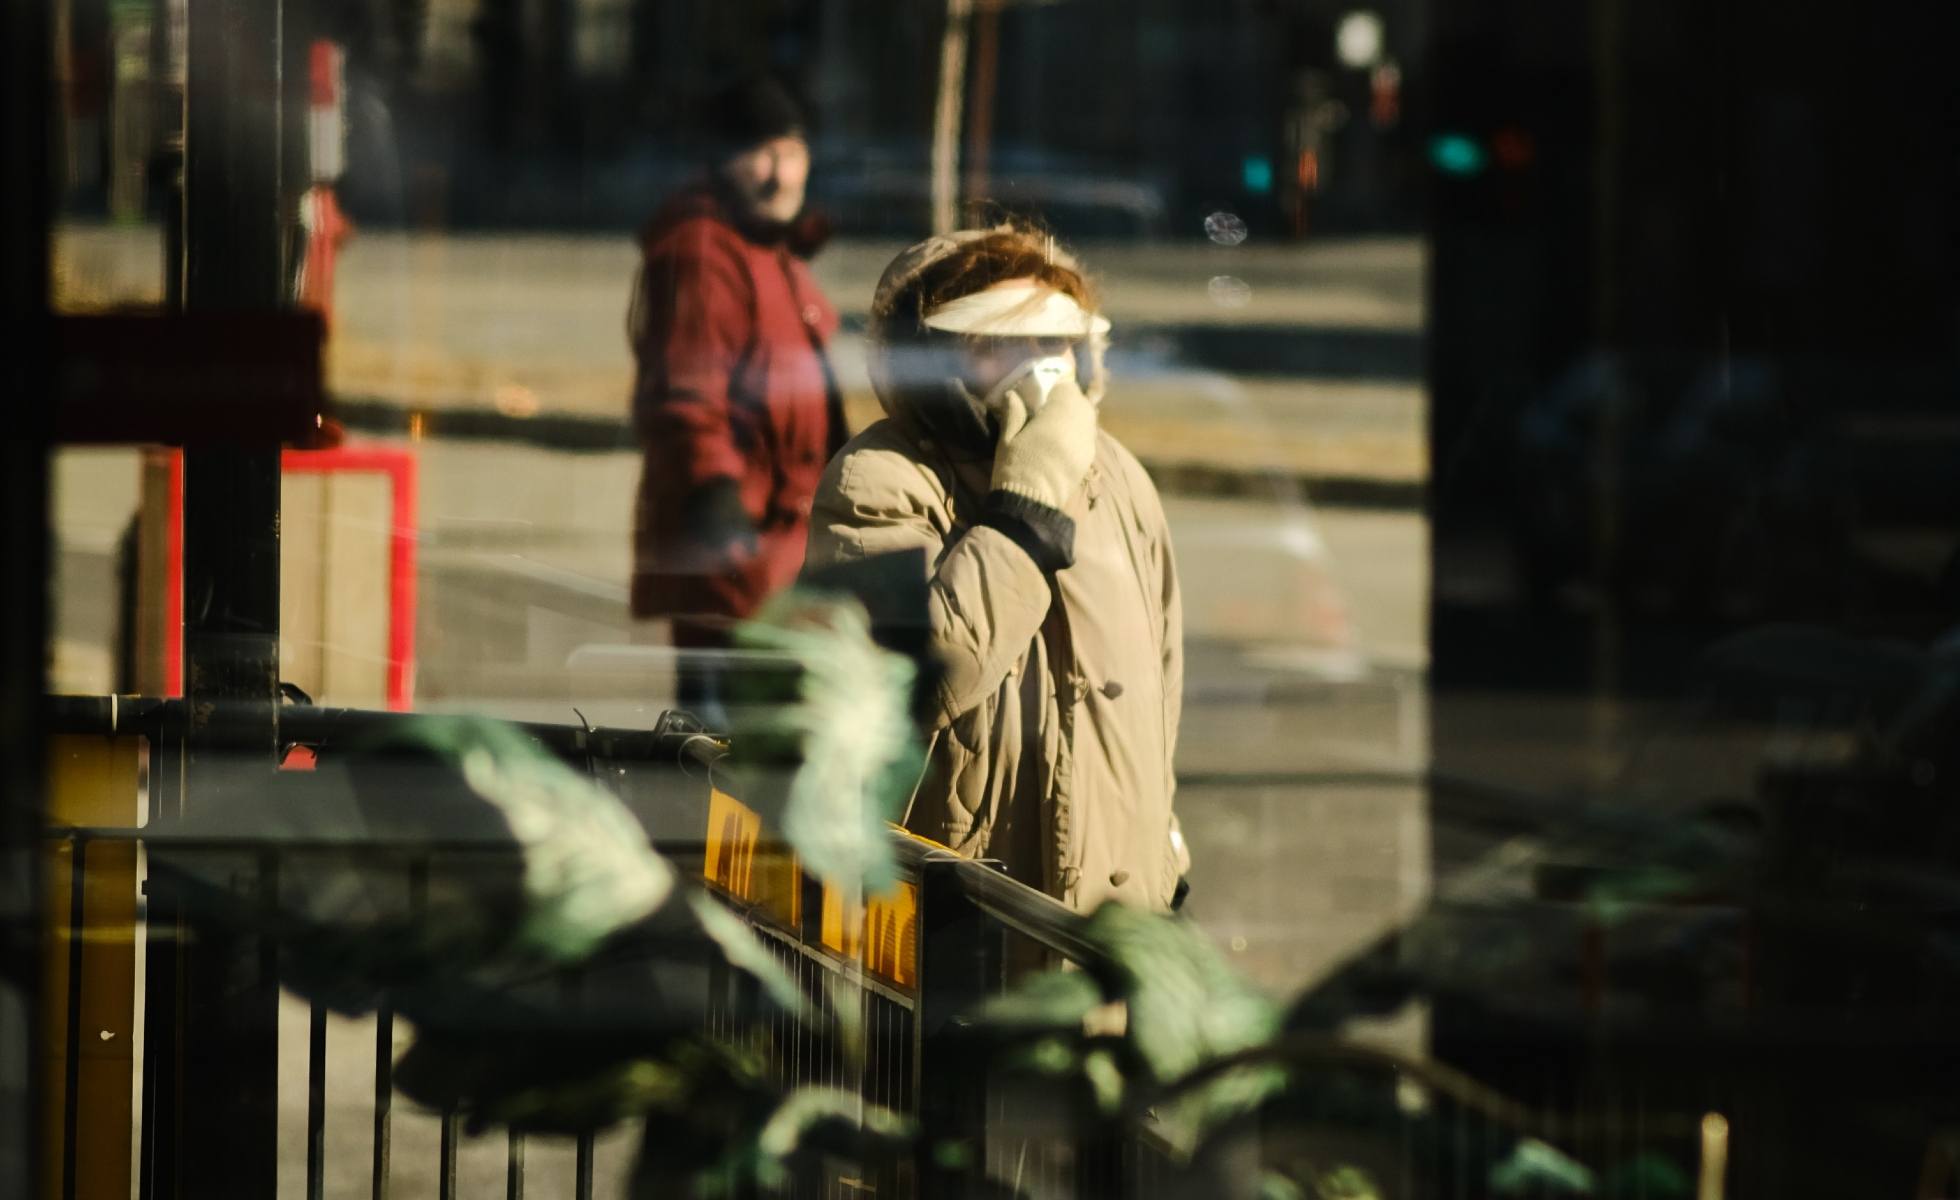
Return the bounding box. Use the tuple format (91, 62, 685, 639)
(696, 74, 807, 159)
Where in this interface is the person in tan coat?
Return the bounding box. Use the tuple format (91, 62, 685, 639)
(804, 225, 1189, 913)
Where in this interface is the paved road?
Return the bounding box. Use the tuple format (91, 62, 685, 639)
(54, 223, 1426, 486)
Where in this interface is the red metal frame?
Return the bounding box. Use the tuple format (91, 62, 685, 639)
(161, 446, 418, 709)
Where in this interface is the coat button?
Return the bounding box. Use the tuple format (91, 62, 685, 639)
(802, 304, 822, 325)
(1100, 680, 1124, 699)
(1108, 870, 1130, 888)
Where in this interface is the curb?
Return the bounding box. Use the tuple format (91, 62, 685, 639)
(332, 395, 1426, 513)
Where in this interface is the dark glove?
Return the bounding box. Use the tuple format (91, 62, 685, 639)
(678, 478, 760, 563)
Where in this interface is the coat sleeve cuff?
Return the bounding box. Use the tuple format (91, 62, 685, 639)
(978, 489, 1076, 572)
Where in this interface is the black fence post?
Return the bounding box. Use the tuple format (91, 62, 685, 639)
(914, 854, 1005, 1196)
(0, 0, 50, 1195)
(1074, 1106, 1130, 1198)
(169, 0, 291, 1192)
(138, 721, 182, 1200)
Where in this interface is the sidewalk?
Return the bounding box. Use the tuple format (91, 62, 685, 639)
(55, 224, 1427, 499)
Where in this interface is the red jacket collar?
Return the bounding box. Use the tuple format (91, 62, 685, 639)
(640, 182, 831, 259)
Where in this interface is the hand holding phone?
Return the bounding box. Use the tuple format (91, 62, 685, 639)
(984, 352, 1080, 418)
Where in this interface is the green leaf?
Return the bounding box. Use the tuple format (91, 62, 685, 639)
(1583, 865, 1697, 926)
(1083, 1048, 1127, 1114)
(933, 1140, 975, 1170)
(1311, 1165, 1383, 1200)
(468, 1057, 690, 1132)
(1078, 904, 1280, 1084)
(822, 972, 866, 1061)
(388, 714, 675, 961)
(1601, 1152, 1694, 1198)
(396, 1031, 770, 1137)
(974, 904, 1286, 1159)
(1002, 1035, 1080, 1077)
(687, 890, 814, 1026)
(975, 968, 1104, 1032)
(1260, 1171, 1310, 1200)
(1489, 1138, 1597, 1195)
(730, 591, 924, 893)
(697, 1085, 916, 1194)
(1078, 905, 1286, 1153)
(754, 1086, 915, 1160)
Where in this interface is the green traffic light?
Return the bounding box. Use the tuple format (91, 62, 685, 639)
(1429, 134, 1487, 177)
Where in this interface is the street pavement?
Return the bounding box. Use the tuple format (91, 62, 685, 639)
(54, 223, 1426, 487)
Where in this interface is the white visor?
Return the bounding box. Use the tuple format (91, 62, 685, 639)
(921, 283, 1112, 339)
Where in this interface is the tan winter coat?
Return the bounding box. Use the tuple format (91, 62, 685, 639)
(805, 414, 1184, 912)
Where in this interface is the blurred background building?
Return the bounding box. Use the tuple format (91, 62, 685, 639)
(54, 0, 1427, 237)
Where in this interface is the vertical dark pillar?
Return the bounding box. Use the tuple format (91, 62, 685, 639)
(185, 0, 288, 310)
(1427, 0, 1960, 1191)
(477, 0, 522, 153)
(540, 0, 575, 148)
(170, 0, 288, 1193)
(913, 856, 1003, 1196)
(0, 0, 52, 1193)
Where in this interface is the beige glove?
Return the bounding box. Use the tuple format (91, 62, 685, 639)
(990, 372, 1098, 512)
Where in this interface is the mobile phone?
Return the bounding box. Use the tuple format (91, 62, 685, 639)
(986, 353, 1077, 414)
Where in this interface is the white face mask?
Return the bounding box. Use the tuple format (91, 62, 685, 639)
(983, 352, 1078, 415)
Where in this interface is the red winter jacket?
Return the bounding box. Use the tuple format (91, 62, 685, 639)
(628, 186, 842, 625)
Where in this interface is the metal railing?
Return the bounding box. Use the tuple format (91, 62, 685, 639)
(40, 695, 1171, 1199)
(49, 695, 1706, 1199)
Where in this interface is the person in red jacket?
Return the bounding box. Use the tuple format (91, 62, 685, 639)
(628, 76, 843, 727)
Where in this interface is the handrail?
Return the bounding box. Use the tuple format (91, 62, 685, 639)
(41, 693, 1138, 1198)
(45, 693, 1104, 971)
(889, 834, 1103, 967)
(44, 694, 723, 771)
